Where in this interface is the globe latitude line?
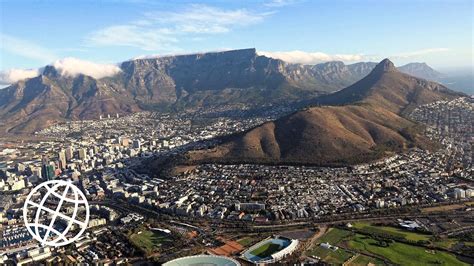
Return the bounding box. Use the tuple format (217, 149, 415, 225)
(42, 183, 71, 241)
(23, 180, 90, 247)
(26, 201, 87, 227)
(32, 182, 65, 241)
(24, 223, 68, 242)
(50, 181, 80, 244)
(48, 188, 87, 204)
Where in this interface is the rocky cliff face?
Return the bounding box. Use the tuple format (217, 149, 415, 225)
(0, 48, 451, 134)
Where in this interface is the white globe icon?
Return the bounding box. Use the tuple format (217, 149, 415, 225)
(23, 180, 90, 247)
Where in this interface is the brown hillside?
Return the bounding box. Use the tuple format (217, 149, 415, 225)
(186, 59, 464, 166)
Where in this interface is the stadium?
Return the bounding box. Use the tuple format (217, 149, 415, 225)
(242, 236, 299, 264)
(163, 254, 241, 266)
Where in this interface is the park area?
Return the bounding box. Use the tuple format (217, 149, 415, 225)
(346, 233, 468, 266)
(307, 245, 353, 265)
(316, 228, 353, 245)
(129, 229, 173, 254)
(305, 224, 469, 266)
(352, 222, 431, 242)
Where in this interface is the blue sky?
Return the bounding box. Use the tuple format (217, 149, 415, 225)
(0, 0, 472, 78)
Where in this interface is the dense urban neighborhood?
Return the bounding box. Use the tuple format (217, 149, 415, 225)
(0, 97, 472, 264)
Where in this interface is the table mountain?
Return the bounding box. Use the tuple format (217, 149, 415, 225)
(0, 48, 447, 134)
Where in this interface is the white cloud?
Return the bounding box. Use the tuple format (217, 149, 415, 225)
(264, 0, 300, 7)
(87, 4, 269, 51)
(52, 58, 121, 79)
(0, 58, 122, 85)
(258, 50, 365, 64)
(0, 68, 40, 85)
(87, 25, 178, 51)
(393, 48, 450, 59)
(0, 34, 57, 63)
(152, 4, 268, 34)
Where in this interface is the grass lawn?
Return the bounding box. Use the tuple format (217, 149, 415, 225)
(352, 222, 430, 242)
(237, 237, 255, 247)
(307, 245, 353, 265)
(317, 228, 353, 245)
(129, 230, 172, 254)
(347, 234, 468, 266)
(250, 243, 283, 258)
(432, 238, 459, 249)
(464, 242, 474, 247)
(348, 254, 386, 266)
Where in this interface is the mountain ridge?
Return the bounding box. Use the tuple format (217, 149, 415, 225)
(0, 49, 458, 134)
(184, 59, 464, 166)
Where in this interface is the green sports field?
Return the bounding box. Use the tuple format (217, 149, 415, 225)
(237, 237, 255, 247)
(307, 245, 353, 264)
(347, 234, 468, 266)
(250, 243, 284, 258)
(349, 254, 386, 266)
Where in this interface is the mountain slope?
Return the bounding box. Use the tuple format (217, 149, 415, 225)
(398, 62, 443, 81)
(0, 49, 452, 134)
(0, 71, 140, 133)
(318, 59, 459, 114)
(186, 59, 463, 166)
(0, 49, 378, 134)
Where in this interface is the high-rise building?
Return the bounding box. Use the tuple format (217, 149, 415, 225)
(41, 155, 55, 181)
(132, 140, 141, 149)
(65, 146, 74, 161)
(375, 199, 385, 208)
(58, 149, 67, 169)
(78, 148, 87, 160)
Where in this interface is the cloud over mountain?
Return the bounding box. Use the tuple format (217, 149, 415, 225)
(0, 58, 121, 85)
(51, 58, 121, 79)
(0, 68, 40, 85)
(258, 50, 365, 64)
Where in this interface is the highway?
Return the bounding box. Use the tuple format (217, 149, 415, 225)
(92, 200, 473, 234)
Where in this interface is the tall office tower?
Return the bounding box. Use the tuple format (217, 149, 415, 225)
(132, 140, 141, 149)
(65, 146, 74, 161)
(78, 148, 87, 160)
(58, 149, 67, 169)
(41, 155, 55, 181)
